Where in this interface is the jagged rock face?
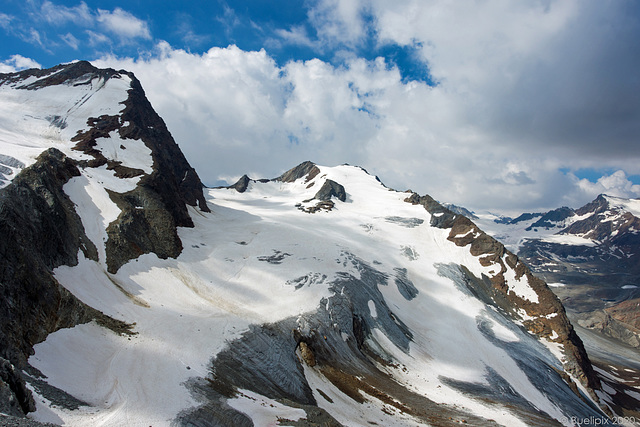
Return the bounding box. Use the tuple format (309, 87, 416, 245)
(276, 160, 320, 183)
(0, 149, 133, 417)
(0, 357, 35, 416)
(0, 149, 98, 367)
(562, 195, 638, 243)
(510, 212, 544, 224)
(511, 194, 640, 353)
(0, 60, 209, 273)
(229, 174, 251, 193)
(527, 206, 575, 231)
(59, 62, 209, 272)
(314, 179, 346, 202)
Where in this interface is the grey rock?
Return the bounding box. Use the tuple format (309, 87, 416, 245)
(393, 267, 418, 300)
(0, 149, 133, 418)
(405, 190, 604, 404)
(229, 175, 251, 193)
(526, 206, 574, 230)
(0, 358, 34, 417)
(0, 155, 25, 169)
(313, 179, 346, 202)
(63, 62, 210, 272)
(276, 161, 320, 183)
(4, 61, 210, 274)
(384, 216, 424, 228)
(257, 250, 292, 264)
(0, 414, 58, 427)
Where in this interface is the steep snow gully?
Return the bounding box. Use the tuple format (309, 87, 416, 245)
(0, 62, 634, 426)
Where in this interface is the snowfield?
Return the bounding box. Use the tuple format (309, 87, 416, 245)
(28, 164, 600, 426)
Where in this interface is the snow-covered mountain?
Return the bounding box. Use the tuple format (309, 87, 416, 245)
(515, 195, 640, 285)
(0, 62, 633, 426)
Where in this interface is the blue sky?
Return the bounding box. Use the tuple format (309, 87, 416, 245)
(1, 0, 640, 212)
(0, 0, 432, 83)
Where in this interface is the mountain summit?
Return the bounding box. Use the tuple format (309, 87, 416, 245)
(0, 63, 625, 426)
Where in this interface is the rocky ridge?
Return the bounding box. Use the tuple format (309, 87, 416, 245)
(404, 193, 602, 397)
(515, 195, 640, 350)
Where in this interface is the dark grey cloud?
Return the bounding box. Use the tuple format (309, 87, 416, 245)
(484, 2, 640, 160)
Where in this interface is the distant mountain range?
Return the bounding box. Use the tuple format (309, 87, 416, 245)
(0, 61, 637, 426)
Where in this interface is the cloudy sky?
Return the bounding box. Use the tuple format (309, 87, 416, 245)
(1, 0, 639, 213)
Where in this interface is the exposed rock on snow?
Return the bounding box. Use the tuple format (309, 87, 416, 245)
(0, 149, 133, 420)
(313, 179, 346, 203)
(276, 160, 320, 183)
(0, 357, 35, 417)
(229, 174, 251, 193)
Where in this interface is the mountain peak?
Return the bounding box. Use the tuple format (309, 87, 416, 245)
(276, 160, 320, 183)
(1, 60, 122, 91)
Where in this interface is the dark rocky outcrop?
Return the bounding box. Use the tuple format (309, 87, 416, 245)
(517, 194, 640, 352)
(314, 179, 346, 202)
(509, 212, 544, 224)
(0, 358, 35, 417)
(2, 60, 117, 90)
(3, 61, 210, 273)
(0, 149, 132, 416)
(229, 174, 251, 193)
(0, 155, 25, 186)
(0, 61, 209, 416)
(561, 195, 640, 244)
(526, 206, 575, 230)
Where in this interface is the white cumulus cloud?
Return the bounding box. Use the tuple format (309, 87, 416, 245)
(0, 55, 42, 73)
(97, 7, 151, 40)
(92, 43, 569, 211)
(39, 1, 92, 26)
(576, 171, 640, 200)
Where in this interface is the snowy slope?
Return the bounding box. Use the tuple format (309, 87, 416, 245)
(0, 61, 213, 424)
(25, 163, 610, 426)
